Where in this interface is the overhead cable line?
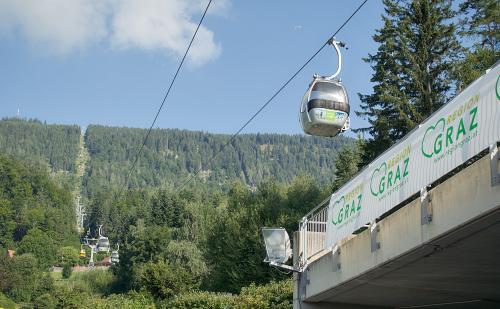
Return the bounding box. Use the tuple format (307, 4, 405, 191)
(123, 0, 213, 190)
(178, 0, 369, 191)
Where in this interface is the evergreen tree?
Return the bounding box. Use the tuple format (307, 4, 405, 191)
(331, 139, 363, 192)
(459, 0, 499, 51)
(356, 0, 460, 164)
(454, 0, 499, 88)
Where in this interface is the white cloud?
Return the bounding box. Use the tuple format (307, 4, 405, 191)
(110, 0, 221, 67)
(0, 0, 225, 66)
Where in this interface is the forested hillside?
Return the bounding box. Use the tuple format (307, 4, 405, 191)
(0, 154, 78, 255)
(83, 125, 351, 195)
(0, 119, 350, 197)
(0, 118, 80, 172)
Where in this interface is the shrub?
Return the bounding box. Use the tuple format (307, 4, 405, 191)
(234, 279, 293, 309)
(138, 260, 197, 299)
(62, 269, 116, 295)
(57, 246, 79, 267)
(0, 292, 16, 309)
(62, 263, 72, 279)
(51, 287, 89, 308)
(16, 228, 57, 270)
(34, 293, 57, 309)
(3, 254, 54, 302)
(86, 293, 156, 309)
(164, 291, 233, 309)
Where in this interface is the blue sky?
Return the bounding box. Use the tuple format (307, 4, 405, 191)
(0, 0, 384, 137)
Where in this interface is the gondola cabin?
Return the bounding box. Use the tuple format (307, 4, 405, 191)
(111, 251, 119, 264)
(98, 237, 110, 253)
(300, 77, 350, 137)
(299, 38, 350, 137)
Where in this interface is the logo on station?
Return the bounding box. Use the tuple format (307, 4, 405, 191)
(421, 94, 479, 160)
(370, 145, 410, 199)
(331, 184, 363, 227)
(496, 74, 500, 100)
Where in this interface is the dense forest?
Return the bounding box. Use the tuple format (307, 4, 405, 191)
(83, 125, 351, 196)
(0, 118, 80, 173)
(0, 0, 497, 308)
(1, 153, 316, 308)
(0, 119, 340, 307)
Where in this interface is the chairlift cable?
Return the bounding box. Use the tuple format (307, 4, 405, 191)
(177, 0, 368, 191)
(123, 0, 213, 190)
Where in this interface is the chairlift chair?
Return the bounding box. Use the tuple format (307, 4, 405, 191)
(79, 244, 86, 258)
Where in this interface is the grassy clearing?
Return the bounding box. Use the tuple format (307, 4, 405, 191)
(52, 269, 116, 295)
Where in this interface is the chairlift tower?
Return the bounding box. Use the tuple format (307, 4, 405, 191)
(75, 197, 86, 233)
(83, 232, 98, 268)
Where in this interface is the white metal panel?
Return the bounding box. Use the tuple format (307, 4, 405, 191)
(325, 64, 500, 248)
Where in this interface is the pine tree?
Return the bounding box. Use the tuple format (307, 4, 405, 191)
(355, 0, 416, 163)
(454, 0, 499, 88)
(459, 0, 499, 51)
(356, 0, 460, 164)
(332, 139, 363, 192)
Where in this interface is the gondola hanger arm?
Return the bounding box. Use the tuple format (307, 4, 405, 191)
(324, 38, 347, 81)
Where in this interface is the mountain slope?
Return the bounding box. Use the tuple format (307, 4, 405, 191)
(0, 118, 80, 172)
(83, 125, 351, 195)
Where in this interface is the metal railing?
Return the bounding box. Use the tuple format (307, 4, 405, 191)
(299, 197, 330, 268)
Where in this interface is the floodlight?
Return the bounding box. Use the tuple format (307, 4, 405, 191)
(262, 227, 292, 264)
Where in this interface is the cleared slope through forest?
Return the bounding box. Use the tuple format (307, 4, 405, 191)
(83, 125, 351, 196)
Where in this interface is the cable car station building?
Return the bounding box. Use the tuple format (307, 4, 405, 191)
(288, 64, 500, 308)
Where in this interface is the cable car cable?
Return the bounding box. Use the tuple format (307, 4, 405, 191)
(177, 0, 368, 191)
(123, 0, 213, 190)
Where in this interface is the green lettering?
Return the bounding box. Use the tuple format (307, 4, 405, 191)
(403, 157, 409, 177)
(337, 208, 344, 223)
(350, 200, 356, 215)
(456, 118, 466, 140)
(446, 126, 453, 146)
(469, 106, 478, 131)
(394, 166, 401, 183)
(379, 176, 385, 194)
(434, 134, 443, 154)
(356, 194, 362, 211)
(344, 204, 350, 219)
(387, 171, 393, 187)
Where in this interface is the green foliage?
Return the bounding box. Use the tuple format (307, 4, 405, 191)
(83, 125, 351, 196)
(49, 287, 89, 309)
(114, 224, 171, 290)
(453, 47, 498, 88)
(332, 139, 363, 192)
(57, 246, 80, 267)
(34, 293, 57, 309)
(234, 279, 293, 309)
(62, 263, 72, 279)
(205, 178, 325, 293)
(85, 291, 156, 309)
(0, 118, 80, 172)
(17, 228, 58, 269)
(60, 269, 116, 295)
(164, 291, 233, 309)
(165, 240, 207, 279)
(454, 0, 499, 89)
(0, 292, 16, 309)
(0, 253, 53, 303)
(459, 0, 499, 51)
(151, 191, 191, 228)
(137, 260, 198, 300)
(0, 155, 78, 250)
(356, 0, 460, 163)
